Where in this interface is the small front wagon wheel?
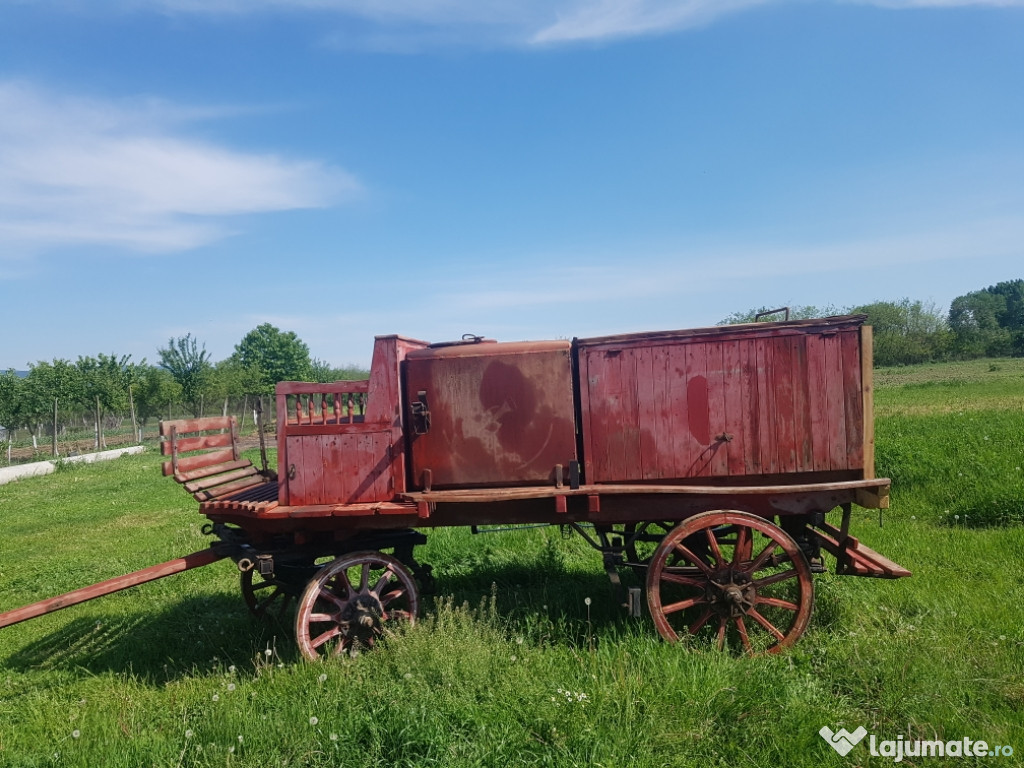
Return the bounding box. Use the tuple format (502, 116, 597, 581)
(295, 551, 419, 661)
(646, 511, 814, 654)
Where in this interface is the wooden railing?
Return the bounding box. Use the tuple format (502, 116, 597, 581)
(277, 381, 371, 428)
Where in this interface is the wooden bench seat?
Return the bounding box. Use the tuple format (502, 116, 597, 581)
(160, 416, 276, 502)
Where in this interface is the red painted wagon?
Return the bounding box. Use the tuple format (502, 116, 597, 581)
(0, 315, 909, 657)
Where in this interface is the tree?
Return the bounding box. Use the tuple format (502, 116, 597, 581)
(158, 334, 212, 417)
(76, 353, 133, 449)
(133, 365, 181, 428)
(850, 299, 950, 366)
(25, 359, 80, 455)
(234, 324, 313, 395)
(718, 304, 840, 325)
(0, 369, 23, 446)
(949, 279, 1024, 358)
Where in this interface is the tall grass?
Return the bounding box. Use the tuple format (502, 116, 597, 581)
(1, 363, 1023, 767)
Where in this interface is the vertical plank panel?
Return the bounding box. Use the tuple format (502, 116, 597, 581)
(300, 437, 326, 505)
(840, 329, 864, 470)
(755, 338, 778, 476)
(668, 343, 690, 478)
(650, 345, 674, 481)
(322, 434, 346, 503)
(824, 332, 848, 470)
(578, 351, 597, 483)
(792, 335, 813, 472)
(805, 333, 830, 471)
(739, 339, 761, 475)
(620, 348, 642, 479)
(684, 341, 710, 477)
(284, 436, 304, 505)
(722, 340, 746, 476)
(636, 345, 659, 479)
(861, 325, 876, 479)
(773, 336, 797, 474)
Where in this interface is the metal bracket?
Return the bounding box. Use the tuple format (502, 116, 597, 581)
(411, 390, 431, 435)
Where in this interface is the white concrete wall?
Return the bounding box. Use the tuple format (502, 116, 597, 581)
(0, 446, 146, 486)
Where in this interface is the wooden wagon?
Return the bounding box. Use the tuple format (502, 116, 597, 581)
(0, 315, 909, 657)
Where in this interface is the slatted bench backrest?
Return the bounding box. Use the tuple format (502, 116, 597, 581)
(159, 416, 266, 502)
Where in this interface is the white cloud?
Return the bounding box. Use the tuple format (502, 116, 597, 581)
(107, 0, 1024, 45)
(0, 81, 358, 257)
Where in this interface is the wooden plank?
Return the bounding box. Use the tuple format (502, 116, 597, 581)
(721, 339, 746, 477)
(667, 342, 690, 479)
(276, 380, 369, 396)
(302, 436, 327, 505)
(861, 325, 875, 479)
(841, 329, 864, 470)
(739, 339, 761, 475)
(164, 448, 234, 477)
(684, 341, 710, 477)
(823, 332, 848, 471)
(277, 392, 289, 506)
(619, 348, 642, 480)
(773, 336, 797, 474)
(704, 341, 728, 476)
(805, 333, 830, 471)
(636, 345, 659, 480)
(194, 474, 266, 502)
(172, 459, 253, 483)
(184, 465, 260, 493)
(755, 338, 778, 476)
(163, 432, 233, 456)
(578, 350, 597, 483)
(0, 549, 226, 630)
(650, 345, 674, 481)
(792, 335, 813, 472)
(160, 416, 232, 437)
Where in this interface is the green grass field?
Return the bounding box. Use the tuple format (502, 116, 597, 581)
(1, 361, 1023, 767)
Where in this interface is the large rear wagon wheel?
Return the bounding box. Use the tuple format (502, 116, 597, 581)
(295, 551, 419, 661)
(646, 510, 814, 654)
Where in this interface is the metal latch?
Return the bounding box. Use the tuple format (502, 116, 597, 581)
(411, 390, 431, 435)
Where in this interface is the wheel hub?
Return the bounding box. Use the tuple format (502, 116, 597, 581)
(708, 568, 757, 618)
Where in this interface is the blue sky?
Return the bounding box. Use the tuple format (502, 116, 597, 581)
(1, 0, 1022, 369)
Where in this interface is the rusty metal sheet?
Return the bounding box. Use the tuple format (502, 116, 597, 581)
(405, 340, 577, 489)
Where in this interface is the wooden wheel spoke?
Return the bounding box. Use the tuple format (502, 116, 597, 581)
(757, 595, 799, 611)
(319, 589, 349, 612)
(662, 595, 706, 615)
(372, 568, 396, 595)
(359, 562, 371, 591)
(308, 611, 337, 623)
(716, 617, 728, 650)
(753, 568, 798, 589)
(378, 587, 405, 607)
(672, 543, 714, 576)
(736, 616, 753, 652)
(688, 607, 715, 635)
(749, 539, 779, 573)
(705, 527, 724, 565)
(747, 608, 785, 641)
(733, 526, 752, 566)
(659, 571, 707, 588)
(310, 626, 342, 649)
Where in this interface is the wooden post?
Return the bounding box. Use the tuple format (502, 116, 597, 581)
(239, 394, 248, 433)
(128, 384, 138, 445)
(255, 396, 269, 475)
(52, 397, 58, 457)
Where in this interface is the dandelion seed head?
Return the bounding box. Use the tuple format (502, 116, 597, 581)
(264, 649, 273, 658)
(330, 733, 338, 741)
(229, 665, 236, 673)
(71, 730, 80, 739)
(309, 716, 319, 726)
(510, 655, 516, 662)
(238, 735, 244, 743)
(584, 597, 592, 606)
(227, 684, 236, 692)
(318, 673, 327, 683)
(185, 729, 193, 739)
(229, 746, 235, 754)
(212, 694, 219, 702)
(403, 672, 413, 680)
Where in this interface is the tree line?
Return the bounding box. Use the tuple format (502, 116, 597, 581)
(719, 278, 1024, 367)
(0, 323, 367, 455)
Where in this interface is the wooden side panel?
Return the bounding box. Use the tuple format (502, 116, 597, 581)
(861, 325, 875, 478)
(579, 318, 869, 484)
